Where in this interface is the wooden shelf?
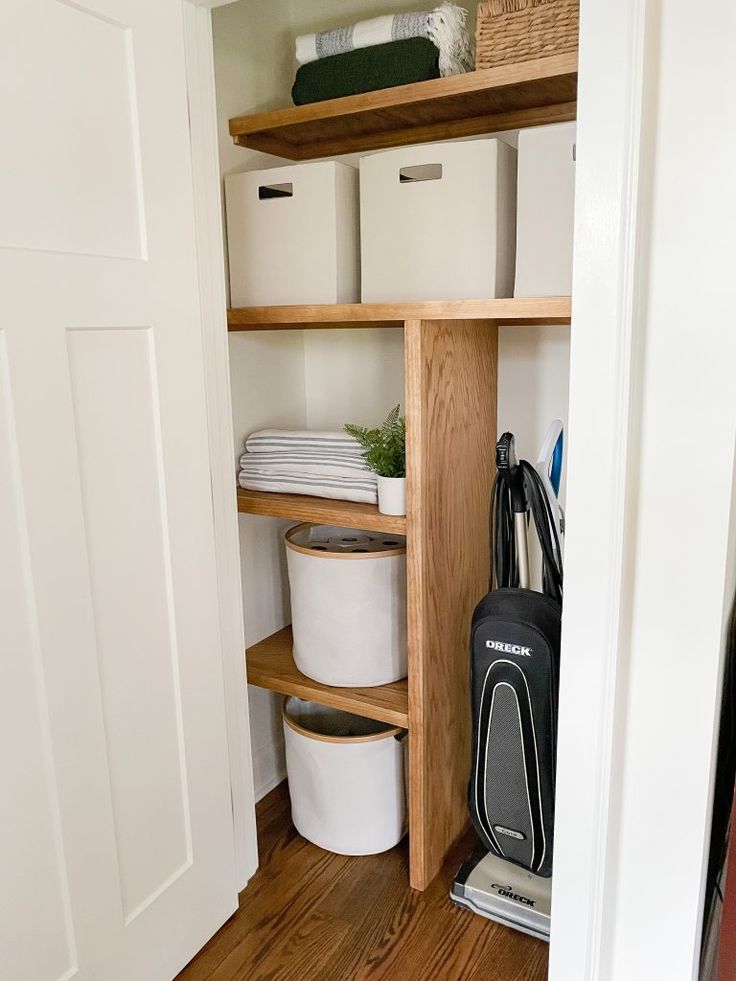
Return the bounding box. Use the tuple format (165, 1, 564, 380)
(236, 311, 524, 890)
(229, 48, 577, 895)
(237, 487, 406, 534)
(229, 54, 577, 159)
(246, 627, 409, 729)
(228, 297, 572, 331)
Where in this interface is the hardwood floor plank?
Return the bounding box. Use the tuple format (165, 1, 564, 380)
(177, 784, 549, 981)
(208, 850, 357, 980)
(252, 906, 351, 981)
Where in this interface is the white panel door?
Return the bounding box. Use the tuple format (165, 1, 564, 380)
(0, 2, 239, 979)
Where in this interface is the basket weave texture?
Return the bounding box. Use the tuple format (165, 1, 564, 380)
(475, 0, 579, 70)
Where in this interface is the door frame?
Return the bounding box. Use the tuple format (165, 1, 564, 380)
(182, 0, 258, 891)
(183, 3, 731, 974)
(548, 0, 650, 975)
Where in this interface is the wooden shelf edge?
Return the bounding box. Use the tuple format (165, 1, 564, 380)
(229, 317, 400, 332)
(237, 487, 406, 534)
(229, 53, 578, 135)
(247, 627, 409, 729)
(238, 102, 577, 160)
(227, 297, 572, 331)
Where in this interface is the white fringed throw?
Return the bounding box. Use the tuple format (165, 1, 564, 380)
(295, 3, 473, 77)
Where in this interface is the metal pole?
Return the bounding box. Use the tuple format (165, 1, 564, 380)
(515, 511, 530, 589)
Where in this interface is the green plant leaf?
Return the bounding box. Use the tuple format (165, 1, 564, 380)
(344, 405, 406, 478)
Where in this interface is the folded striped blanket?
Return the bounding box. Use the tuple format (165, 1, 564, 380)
(239, 429, 378, 504)
(238, 469, 377, 504)
(245, 429, 365, 457)
(295, 3, 473, 78)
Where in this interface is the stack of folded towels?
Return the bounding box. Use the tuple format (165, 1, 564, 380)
(238, 429, 377, 504)
(292, 2, 473, 106)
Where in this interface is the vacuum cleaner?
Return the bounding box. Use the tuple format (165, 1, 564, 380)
(451, 423, 565, 941)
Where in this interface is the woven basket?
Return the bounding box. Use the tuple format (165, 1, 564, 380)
(475, 0, 579, 70)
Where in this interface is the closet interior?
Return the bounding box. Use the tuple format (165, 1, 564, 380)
(212, 0, 573, 893)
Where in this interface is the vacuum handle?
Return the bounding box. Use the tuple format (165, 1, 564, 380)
(496, 433, 527, 513)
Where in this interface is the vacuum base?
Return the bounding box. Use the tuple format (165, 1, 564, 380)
(451, 845, 551, 942)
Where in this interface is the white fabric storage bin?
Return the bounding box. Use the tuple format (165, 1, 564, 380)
(285, 524, 407, 687)
(225, 161, 359, 307)
(359, 139, 517, 301)
(283, 697, 406, 855)
(514, 122, 576, 297)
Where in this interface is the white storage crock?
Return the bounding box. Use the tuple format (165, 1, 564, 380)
(514, 122, 576, 297)
(225, 160, 360, 307)
(285, 524, 407, 687)
(283, 697, 406, 855)
(359, 138, 517, 301)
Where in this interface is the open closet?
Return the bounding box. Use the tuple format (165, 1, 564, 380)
(5, 1, 735, 977)
(211, 0, 573, 894)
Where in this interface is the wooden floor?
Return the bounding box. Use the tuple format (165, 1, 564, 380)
(177, 784, 549, 981)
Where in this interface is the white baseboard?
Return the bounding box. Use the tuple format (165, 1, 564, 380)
(251, 736, 286, 803)
(255, 767, 287, 803)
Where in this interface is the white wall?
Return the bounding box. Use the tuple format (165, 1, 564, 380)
(303, 328, 405, 430)
(498, 325, 571, 502)
(212, 0, 570, 801)
(213, 1, 305, 799)
(228, 331, 306, 797)
(287, 0, 475, 37)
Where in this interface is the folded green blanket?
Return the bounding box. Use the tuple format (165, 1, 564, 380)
(291, 37, 440, 106)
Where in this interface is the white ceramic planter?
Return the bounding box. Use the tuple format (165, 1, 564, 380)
(377, 475, 406, 516)
(283, 697, 406, 856)
(285, 524, 407, 687)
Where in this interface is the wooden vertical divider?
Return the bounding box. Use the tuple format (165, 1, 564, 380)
(404, 318, 498, 890)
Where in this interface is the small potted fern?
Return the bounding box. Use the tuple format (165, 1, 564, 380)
(345, 405, 406, 516)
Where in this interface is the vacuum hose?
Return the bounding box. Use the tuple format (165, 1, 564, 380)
(490, 434, 564, 605)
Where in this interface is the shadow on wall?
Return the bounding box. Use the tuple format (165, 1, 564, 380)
(498, 324, 571, 505)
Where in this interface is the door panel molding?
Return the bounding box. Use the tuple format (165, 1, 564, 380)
(0, 330, 79, 981)
(66, 326, 194, 922)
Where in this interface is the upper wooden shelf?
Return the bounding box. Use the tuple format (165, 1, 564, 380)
(228, 296, 571, 331)
(237, 487, 406, 534)
(229, 54, 577, 160)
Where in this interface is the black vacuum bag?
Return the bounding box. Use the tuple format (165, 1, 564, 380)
(469, 587, 561, 879)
